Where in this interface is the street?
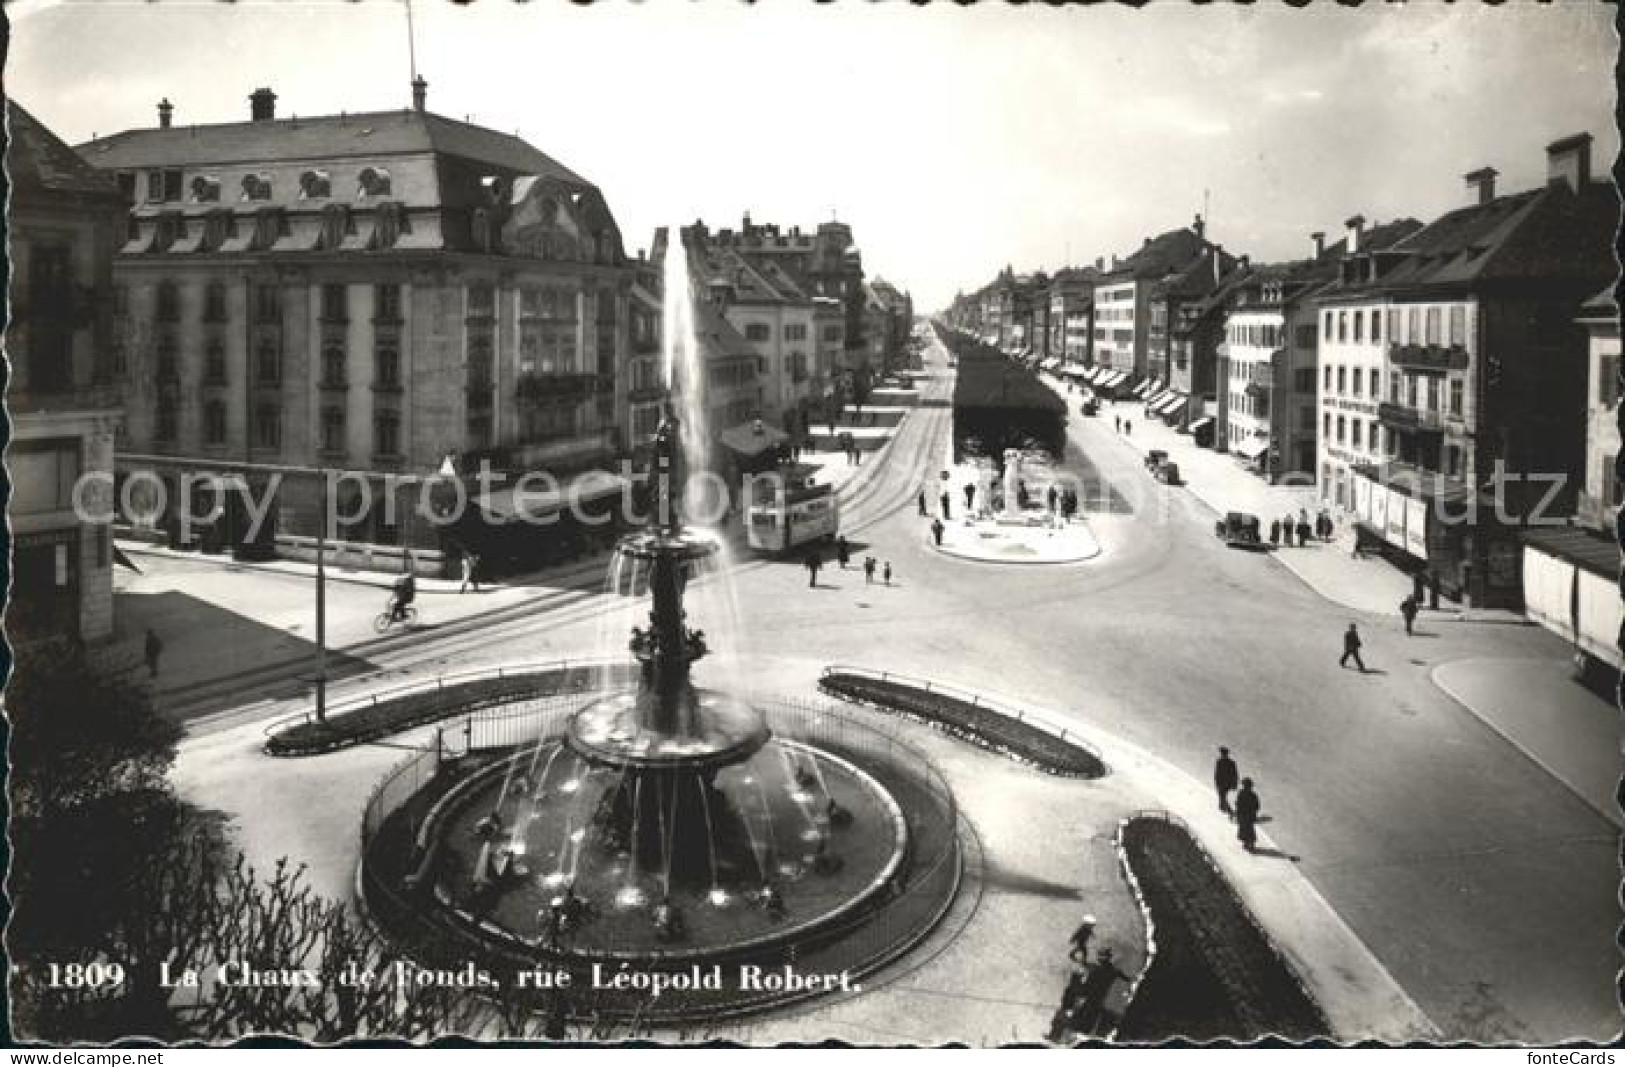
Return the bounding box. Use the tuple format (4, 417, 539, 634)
(156, 334, 1617, 1043)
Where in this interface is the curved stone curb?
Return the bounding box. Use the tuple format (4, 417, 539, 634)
(929, 520, 1102, 565)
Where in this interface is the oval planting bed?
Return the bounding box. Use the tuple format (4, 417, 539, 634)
(818, 670, 1105, 779)
(1114, 816, 1329, 1043)
(266, 665, 638, 756)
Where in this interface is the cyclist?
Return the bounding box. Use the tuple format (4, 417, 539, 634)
(389, 568, 417, 624)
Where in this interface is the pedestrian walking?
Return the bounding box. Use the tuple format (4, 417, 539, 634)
(1280, 514, 1294, 547)
(1318, 511, 1333, 541)
(1269, 518, 1281, 546)
(1124, 420, 1132, 436)
(963, 482, 976, 511)
(805, 548, 823, 588)
(883, 561, 893, 586)
(1068, 915, 1097, 962)
(918, 489, 929, 516)
(1400, 595, 1419, 636)
(1069, 948, 1131, 1036)
(941, 491, 952, 520)
(836, 536, 851, 570)
(1214, 746, 1239, 817)
(1114, 415, 1121, 433)
(459, 551, 481, 594)
(1339, 623, 1367, 671)
(144, 628, 164, 678)
(1296, 518, 1311, 546)
(1235, 779, 1261, 853)
(931, 518, 945, 546)
(863, 556, 877, 585)
(1047, 485, 1059, 513)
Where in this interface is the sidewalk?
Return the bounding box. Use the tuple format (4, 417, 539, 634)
(1433, 656, 1623, 829)
(108, 546, 580, 708)
(1077, 391, 1516, 621)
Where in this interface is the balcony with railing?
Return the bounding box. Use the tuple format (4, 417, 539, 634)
(1377, 401, 1445, 433)
(1389, 343, 1469, 373)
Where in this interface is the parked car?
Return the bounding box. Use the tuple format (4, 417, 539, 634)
(1155, 462, 1181, 486)
(1144, 449, 1169, 471)
(1215, 511, 1267, 550)
(1080, 398, 1099, 417)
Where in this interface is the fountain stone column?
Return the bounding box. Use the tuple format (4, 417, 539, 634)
(566, 409, 770, 773)
(1002, 449, 1023, 519)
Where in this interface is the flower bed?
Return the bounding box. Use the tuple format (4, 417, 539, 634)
(818, 671, 1105, 779)
(1114, 817, 1329, 1042)
(265, 665, 636, 757)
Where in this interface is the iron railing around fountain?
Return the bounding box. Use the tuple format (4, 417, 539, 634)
(818, 663, 1107, 770)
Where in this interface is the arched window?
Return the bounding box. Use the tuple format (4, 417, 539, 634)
(240, 174, 272, 201)
(299, 170, 332, 199)
(190, 175, 221, 202)
(357, 167, 392, 197)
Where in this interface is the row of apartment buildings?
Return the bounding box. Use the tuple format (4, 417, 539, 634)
(6, 86, 916, 644)
(943, 133, 1617, 610)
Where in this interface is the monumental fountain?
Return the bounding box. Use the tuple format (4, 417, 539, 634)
(357, 234, 961, 1023)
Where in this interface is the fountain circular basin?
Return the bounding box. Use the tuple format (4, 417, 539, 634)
(567, 687, 770, 773)
(430, 733, 908, 961)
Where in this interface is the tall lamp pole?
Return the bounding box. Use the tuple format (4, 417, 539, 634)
(315, 468, 328, 723)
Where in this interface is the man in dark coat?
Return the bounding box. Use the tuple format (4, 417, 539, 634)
(1069, 948, 1131, 1035)
(836, 536, 851, 569)
(918, 489, 928, 516)
(940, 491, 952, 520)
(1269, 519, 1281, 546)
(1340, 623, 1366, 671)
(1214, 746, 1239, 817)
(1235, 778, 1260, 852)
(805, 549, 822, 588)
(1400, 595, 1419, 635)
(964, 482, 976, 511)
(1280, 515, 1294, 547)
(931, 518, 945, 546)
(1296, 518, 1312, 545)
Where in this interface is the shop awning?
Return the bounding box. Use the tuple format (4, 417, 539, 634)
(1042, 358, 1062, 372)
(1101, 370, 1130, 389)
(1062, 364, 1092, 379)
(1153, 392, 1185, 415)
(1232, 438, 1269, 461)
(1145, 389, 1173, 407)
(1187, 415, 1215, 433)
(719, 419, 789, 457)
(1158, 397, 1188, 420)
(480, 470, 632, 521)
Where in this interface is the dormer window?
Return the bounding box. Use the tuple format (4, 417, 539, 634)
(299, 169, 332, 199)
(357, 167, 392, 197)
(190, 175, 222, 203)
(241, 174, 272, 201)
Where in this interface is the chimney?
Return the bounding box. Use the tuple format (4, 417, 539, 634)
(411, 75, 428, 112)
(1464, 167, 1498, 205)
(1311, 231, 1325, 258)
(1212, 245, 1224, 285)
(1193, 213, 1205, 241)
(1095, 256, 1104, 271)
(1344, 215, 1366, 255)
(157, 98, 174, 129)
(249, 87, 277, 122)
(1545, 133, 1593, 192)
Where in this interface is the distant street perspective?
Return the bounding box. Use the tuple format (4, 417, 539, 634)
(4, 0, 1618, 1049)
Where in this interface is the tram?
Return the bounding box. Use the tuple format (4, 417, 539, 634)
(744, 463, 839, 553)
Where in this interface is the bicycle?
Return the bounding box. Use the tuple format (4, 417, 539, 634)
(374, 603, 419, 633)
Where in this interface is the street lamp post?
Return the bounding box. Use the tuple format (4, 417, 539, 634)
(314, 468, 328, 723)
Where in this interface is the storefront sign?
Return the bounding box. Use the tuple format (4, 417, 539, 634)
(1404, 496, 1428, 560)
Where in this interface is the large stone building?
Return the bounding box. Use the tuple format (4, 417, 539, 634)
(1315, 134, 1615, 607)
(77, 83, 638, 566)
(1091, 219, 1214, 384)
(7, 101, 127, 646)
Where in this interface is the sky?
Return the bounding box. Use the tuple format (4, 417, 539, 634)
(7, 0, 1618, 312)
